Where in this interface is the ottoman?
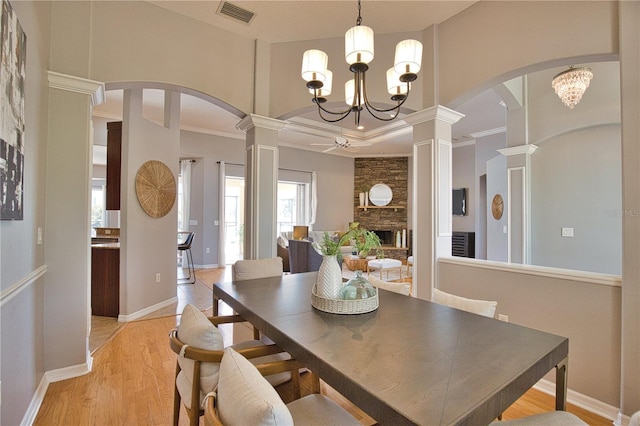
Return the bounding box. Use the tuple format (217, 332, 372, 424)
(367, 258, 402, 280)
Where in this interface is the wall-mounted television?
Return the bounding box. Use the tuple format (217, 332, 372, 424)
(452, 188, 467, 216)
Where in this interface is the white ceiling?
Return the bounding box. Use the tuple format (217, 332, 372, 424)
(92, 1, 511, 159)
(146, 1, 476, 44)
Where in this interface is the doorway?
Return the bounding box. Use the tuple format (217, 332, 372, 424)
(224, 177, 244, 264)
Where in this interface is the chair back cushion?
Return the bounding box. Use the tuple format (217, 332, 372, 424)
(433, 289, 497, 318)
(232, 258, 283, 281)
(218, 347, 293, 426)
(176, 304, 224, 405)
(367, 274, 411, 296)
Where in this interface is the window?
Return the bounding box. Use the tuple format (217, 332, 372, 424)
(277, 182, 308, 234)
(277, 169, 312, 235)
(91, 179, 106, 229)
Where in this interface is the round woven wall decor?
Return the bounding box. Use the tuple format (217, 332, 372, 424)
(135, 160, 176, 218)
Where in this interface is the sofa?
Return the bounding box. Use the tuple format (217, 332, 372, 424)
(278, 230, 350, 274)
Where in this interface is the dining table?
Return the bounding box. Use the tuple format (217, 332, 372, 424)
(213, 271, 568, 425)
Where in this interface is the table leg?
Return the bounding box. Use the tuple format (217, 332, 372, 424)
(213, 296, 219, 316)
(555, 357, 568, 411)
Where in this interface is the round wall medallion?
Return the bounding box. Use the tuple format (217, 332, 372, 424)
(135, 160, 176, 218)
(491, 194, 504, 220)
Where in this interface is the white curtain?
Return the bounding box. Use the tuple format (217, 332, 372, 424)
(179, 160, 192, 268)
(218, 161, 226, 266)
(309, 171, 318, 231)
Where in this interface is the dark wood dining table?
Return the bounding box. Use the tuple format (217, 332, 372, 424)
(213, 272, 568, 425)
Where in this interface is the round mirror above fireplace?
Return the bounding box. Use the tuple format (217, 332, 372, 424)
(369, 183, 393, 206)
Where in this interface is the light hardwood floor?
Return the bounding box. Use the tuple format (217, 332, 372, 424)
(37, 268, 612, 425)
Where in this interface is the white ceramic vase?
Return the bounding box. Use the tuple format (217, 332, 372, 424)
(316, 255, 343, 299)
(359, 192, 365, 206)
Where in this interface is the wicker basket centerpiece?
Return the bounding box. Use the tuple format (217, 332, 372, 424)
(311, 284, 378, 314)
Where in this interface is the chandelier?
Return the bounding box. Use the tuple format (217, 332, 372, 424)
(551, 66, 593, 109)
(301, 0, 422, 129)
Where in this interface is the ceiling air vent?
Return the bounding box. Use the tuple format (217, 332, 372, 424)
(217, 1, 255, 25)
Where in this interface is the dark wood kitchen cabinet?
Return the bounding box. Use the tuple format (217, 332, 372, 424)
(91, 245, 119, 317)
(106, 121, 122, 210)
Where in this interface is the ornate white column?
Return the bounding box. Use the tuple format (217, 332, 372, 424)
(236, 114, 286, 260)
(618, 0, 640, 421)
(497, 144, 538, 264)
(45, 71, 104, 375)
(405, 106, 464, 300)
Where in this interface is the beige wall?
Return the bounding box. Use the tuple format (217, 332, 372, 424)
(437, 1, 619, 106)
(119, 89, 181, 317)
(2, 1, 637, 424)
(438, 258, 622, 407)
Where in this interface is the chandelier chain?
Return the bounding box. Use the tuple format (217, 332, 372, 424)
(356, 0, 362, 26)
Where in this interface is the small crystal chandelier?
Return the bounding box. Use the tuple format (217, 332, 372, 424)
(551, 66, 593, 109)
(301, 0, 422, 129)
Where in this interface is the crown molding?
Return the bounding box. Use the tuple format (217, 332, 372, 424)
(404, 105, 465, 126)
(470, 126, 506, 139)
(498, 144, 538, 157)
(47, 71, 105, 106)
(284, 116, 412, 145)
(237, 114, 286, 132)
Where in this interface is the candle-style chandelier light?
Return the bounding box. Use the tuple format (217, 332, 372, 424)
(301, 0, 423, 129)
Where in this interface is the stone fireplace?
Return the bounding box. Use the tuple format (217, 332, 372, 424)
(354, 157, 409, 259)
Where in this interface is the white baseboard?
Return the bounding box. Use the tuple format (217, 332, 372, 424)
(21, 361, 92, 425)
(534, 379, 618, 424)
(45, 362, 92, 383)
(613, 411, 633, 426)
(20, 374, 48, 426)
(117, 296, 178, 322)
(195, 263, 219, 269)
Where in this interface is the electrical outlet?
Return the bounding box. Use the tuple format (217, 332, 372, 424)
(561, 227, 574, 237)
(37, 227, 42, 245)
(206, 248, 210, 253)
(155, 273, 161, 283)
(498, 314, 509, 322)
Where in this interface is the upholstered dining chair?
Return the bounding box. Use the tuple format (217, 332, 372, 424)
(432, 288, 498, 318)
(488, 411, 588, 425)
(367, 274, 411, 296)
(213, 257, 284, 318)
(170, 304, 293, 426)
(203, 347, 361, 426)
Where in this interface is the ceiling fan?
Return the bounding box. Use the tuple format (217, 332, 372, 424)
(311, 136, 372, 153)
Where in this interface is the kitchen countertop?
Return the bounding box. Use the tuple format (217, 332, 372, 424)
(91, 242, 120, 249)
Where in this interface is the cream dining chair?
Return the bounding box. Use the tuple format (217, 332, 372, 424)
(221, 257, 284, 342)
(432, 288, 498, 318)
(170, 304, 292, 426)
(488, 411, 587, 425)
(367, 274, 411, 296)
(203, 347, 360, 426)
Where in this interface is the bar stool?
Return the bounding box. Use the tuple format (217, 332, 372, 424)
(178, 232, 196, 284)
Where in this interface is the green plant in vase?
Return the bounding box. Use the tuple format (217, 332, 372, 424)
(344, 222, 381, 258)
(312, 232, 342, 258)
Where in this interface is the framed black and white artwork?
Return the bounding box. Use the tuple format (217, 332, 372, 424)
(1, 0, 26, 220)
